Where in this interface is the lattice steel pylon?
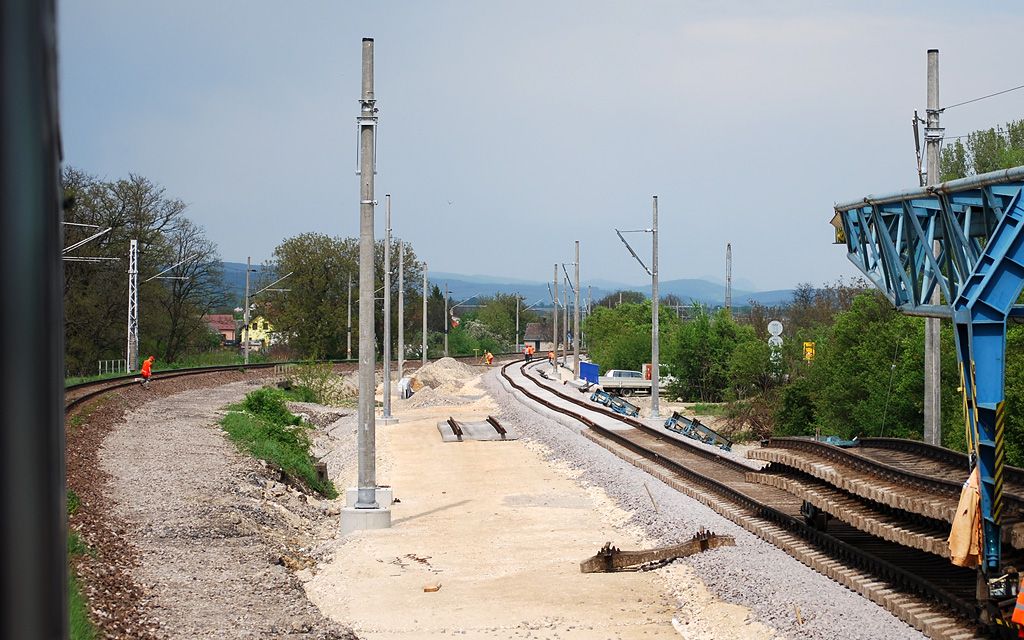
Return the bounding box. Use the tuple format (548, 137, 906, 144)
(833, 166, 1024, 581)
(126, 239, 139, 372)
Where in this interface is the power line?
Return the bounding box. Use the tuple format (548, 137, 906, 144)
(942, 83, 1024, 111)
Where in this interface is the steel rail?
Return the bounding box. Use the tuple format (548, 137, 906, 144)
(767, 437, 1024, 518)
(500, 360, 982, 628)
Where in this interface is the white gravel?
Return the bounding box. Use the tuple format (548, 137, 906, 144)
(482, 368, 929, 640)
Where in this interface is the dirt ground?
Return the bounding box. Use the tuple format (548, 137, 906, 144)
(75, 363, 778, 639)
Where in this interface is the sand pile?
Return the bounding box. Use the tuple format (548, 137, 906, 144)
(411, 357, 480, 394)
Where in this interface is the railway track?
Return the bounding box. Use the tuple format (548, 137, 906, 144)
(501, 359, 1004, 640)
(64, 353, 501, 414)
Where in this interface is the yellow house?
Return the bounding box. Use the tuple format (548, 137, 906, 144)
(242, 314, 277, 349)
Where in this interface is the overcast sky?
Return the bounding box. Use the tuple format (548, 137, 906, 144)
(59, 1, 1024, 292)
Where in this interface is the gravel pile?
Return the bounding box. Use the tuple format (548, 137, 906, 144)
(410, 356, 480, 392)
(481, 369, 928, 640)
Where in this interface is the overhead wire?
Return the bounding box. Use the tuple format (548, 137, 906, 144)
(942, 83, 1024, 111)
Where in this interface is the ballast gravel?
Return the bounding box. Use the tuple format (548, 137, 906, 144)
(480, 368, 929, 640)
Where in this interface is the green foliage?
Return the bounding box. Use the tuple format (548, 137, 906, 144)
(69, 572, 98, 640)
(242, 388, 301, 426)
(663, 303, 748, 402)
(265, 233, 424, 360)
(689, 403, 725, 416)
(290, 361, 352, 406)
(1002, 325, 1024, 467)
(62, 167, 227, 376)
(595, 290, 646, 308)
(941, 120, 1024, 181)
(67, 489, 80, 517)
(223, 389, 337, 498)
(771, 291, 964, 443)
(475, 293, 541, 349)
(583, 300, 681, 374)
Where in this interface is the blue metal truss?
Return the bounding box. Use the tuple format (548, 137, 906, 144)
(834, 166, 1024, 575)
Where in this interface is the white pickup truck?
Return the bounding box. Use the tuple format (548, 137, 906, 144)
(597, 370, 651, 396)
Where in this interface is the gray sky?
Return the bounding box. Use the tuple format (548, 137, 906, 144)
(59, 1, 1024, 292)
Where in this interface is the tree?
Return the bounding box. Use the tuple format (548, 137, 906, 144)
(663, 303, 750, 402)
(941, 120, 1024, 180)
(595, 290, 645, 308)
(146, 219, 226, 363)
(475, 293, 541, 351)
(773, 290, 962, 443)
(264, 233, 357, 359)
(62, 167, 220, 375)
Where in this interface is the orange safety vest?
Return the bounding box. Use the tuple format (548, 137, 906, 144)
(528, 345, 534, 355)
(1012, 589, 1024, 627)
(141, 359, 153, 378)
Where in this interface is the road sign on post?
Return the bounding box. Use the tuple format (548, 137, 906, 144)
(803, 341, 815, 361)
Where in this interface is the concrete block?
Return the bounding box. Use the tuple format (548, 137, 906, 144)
(339, 506, 392, 536)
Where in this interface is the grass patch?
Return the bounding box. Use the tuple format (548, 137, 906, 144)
(69, 572, 98, 640)
(67, 489, 80, 517)
(222, 389, 337, 499)
(690, 402, 726, 416)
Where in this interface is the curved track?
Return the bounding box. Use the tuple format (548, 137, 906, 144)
(500, 359, 998, 640)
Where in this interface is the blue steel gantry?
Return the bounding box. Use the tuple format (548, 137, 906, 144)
(833, 165, 1024, 580)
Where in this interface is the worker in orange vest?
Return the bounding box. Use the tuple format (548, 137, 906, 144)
(140, 356, 155, 389)
(485, 351, 493, 365)
(528, 344, 534, 361)
(1012, 587, 1024, 634)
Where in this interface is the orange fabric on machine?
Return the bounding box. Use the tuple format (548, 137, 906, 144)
(948, 466, 983, 568)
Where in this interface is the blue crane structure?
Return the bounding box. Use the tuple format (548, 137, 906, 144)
(832, 166, 1024, 590)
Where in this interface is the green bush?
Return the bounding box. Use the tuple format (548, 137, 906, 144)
(222, 389, 337, 499)
(242, 388, 301, 426)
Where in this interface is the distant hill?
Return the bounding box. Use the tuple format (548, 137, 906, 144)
(221, 263, 796, 308)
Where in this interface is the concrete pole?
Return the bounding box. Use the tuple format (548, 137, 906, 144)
(515, 292, 520, 354)
(651, 196, 660, 419)
(422, 262, 428, 365)
(553, 264, 559, 377)
(563, 278, 569, 367)
(444, 282, 449, 357)
(356, 37, 379, 509)
(127, 239, 139, 371)
(382, 194, 392, 419)
(923, 49, 942, 446)
(398, 241, 404, 382)
(347, 272, 352, 360)
(244, 255, 251, 365)
(573, 240, 580, 378)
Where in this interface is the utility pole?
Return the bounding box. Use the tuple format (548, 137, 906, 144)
(563, 278, 569, 367)
(651, 196, 660, 419)
(398, 240, 404, 382)
(422, 262, 427, 366)
(924, 48, 943, 446)
(553, 264, 559, 377)
(444, 283, 449, 357)
(355, 37, 379, 512)
(725, 243, 732, 313)
(127, 239, 139, 372)
(573, 240, 580, 379)
(347, 272, 352, 360)
(382, 195, 393, 421)
(515, 292, 521, 354)
(243, 256, 252, 365)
